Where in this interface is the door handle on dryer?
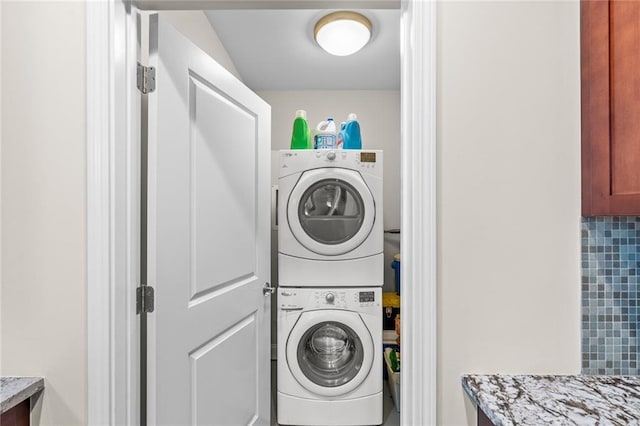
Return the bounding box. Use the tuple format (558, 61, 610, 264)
(263, 282, 275, 296)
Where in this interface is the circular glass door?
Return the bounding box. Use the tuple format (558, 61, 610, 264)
(286, 310, 374, 397)
(299, 179, 365, 245)
(296, 321, 364, 387)
(287, 168, 375, 256)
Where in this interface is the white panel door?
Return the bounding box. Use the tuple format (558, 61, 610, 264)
(146, 15, 271, 425)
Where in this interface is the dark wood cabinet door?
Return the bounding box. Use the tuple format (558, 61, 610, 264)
(581, 0, 640, 216)
(0, 400, 30, 426)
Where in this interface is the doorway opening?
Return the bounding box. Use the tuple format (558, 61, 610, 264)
(86, 1, 436, 425)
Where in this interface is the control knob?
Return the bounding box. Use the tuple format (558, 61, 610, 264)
(326, 151, 336, 161)
(325, 293, 335, 304)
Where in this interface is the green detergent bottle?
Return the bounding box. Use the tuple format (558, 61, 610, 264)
(290, 110, 312, 149)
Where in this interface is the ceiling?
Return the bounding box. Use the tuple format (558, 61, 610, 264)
(204, 9, 400, 91)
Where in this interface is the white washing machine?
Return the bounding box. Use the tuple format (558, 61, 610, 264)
(277, 287, 382, 426)
(278, 150, 383, 287)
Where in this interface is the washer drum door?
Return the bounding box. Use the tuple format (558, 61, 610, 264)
(286, 310, 374, 397)
(287, 168, 375, 256)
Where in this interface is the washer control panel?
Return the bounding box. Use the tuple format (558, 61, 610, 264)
(313, 290, 349, 308)
(279, 288, 380, 311)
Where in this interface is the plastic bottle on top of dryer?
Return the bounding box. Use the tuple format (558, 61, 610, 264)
(313, 117, 337, 149)
(290, 110, 312, 150)
(336, 121, 346, 149)
(342, 113, 362, 150)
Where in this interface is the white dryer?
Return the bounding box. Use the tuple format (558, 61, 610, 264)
(277, 287, 382, 426)
(278, 150, 383, 287)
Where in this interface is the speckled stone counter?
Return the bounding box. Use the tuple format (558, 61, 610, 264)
(1, 377, 44, 414)
(462, 375, 640, 426)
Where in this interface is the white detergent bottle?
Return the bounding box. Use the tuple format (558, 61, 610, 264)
(336, 121, 346, 149)
(314, 117, 337, 149)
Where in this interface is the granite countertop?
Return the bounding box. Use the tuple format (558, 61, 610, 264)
(462, 375, 640, 426)
(1, 377, 44, 414)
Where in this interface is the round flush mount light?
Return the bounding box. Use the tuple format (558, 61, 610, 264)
(314, 11, 372, 56)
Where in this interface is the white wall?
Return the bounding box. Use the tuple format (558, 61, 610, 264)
(0, 0, 3, 375)
(258, 90, 401, 292)
(436, 2, 581, 424)
(1, 1, 87, 425)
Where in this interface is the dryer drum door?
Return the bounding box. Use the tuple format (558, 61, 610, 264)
(286, 310, 374, 397)
(288, 168, 375, 256)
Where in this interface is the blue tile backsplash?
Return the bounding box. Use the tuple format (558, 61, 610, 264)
(581, 217, 640, 375)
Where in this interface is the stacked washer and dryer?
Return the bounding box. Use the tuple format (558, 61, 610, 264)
(277, 149, 384, 426)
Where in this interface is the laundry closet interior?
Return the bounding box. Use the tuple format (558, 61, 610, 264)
(150, 6, 401, 425)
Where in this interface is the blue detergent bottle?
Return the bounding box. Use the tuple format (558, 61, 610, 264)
(342, 113, 362, 150)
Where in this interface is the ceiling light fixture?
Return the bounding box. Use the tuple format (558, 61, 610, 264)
(314, 11, 372, 57)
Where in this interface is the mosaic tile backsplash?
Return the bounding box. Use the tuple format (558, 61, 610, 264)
(581, 217, 640, 375)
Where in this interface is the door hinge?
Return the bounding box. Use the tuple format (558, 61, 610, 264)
(137, 62, 156, 94)
(136, 286, 155, 314)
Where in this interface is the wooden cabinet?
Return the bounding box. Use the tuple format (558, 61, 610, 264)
(0, 400, 29, 426)
(477, 408, 494, 426)
(581, 0, 640, 216)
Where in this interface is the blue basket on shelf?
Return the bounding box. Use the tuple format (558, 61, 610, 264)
(391, 253, 400, 295)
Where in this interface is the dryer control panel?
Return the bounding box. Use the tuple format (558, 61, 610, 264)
(313, 150, 380, 170)
(279, 149, 383, 179)
(279, 287, 381, 312)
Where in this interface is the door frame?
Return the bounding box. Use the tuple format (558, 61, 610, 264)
(86, 0, 437, 424)
(87, 1, 140, 424)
